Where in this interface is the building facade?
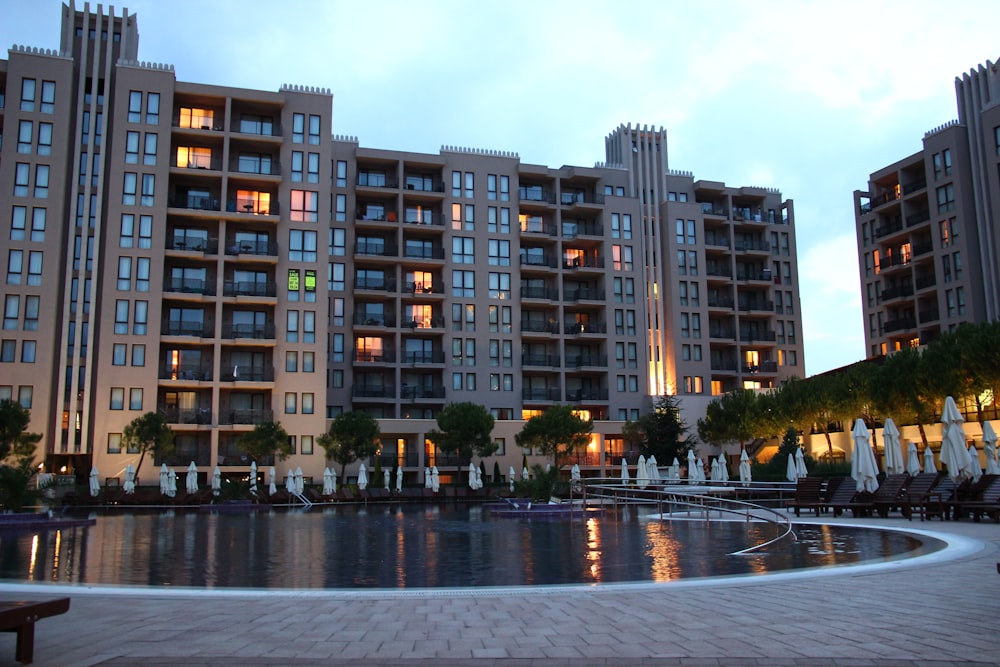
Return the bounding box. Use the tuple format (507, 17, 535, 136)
(855, 57, 1000, 356)
(0, 4, 804, 487)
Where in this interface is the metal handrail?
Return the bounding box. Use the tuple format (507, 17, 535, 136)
(578, 479, 796, 555)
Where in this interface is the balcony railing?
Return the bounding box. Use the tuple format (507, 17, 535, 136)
(354, 277, 395, 292)
(566, 388, 609, 401)
(162, 320, 213, 337)
(223, 409, 274, 425)
(883, 317, 916, 334)
(710, 328, 737, 340)
(520, 320, 560, 334)
(169, 236, 218, 254)
(522, 387, 562, 401)
(520, 286, 559, 300)
(160, 406, 213, 425)
(355, 242, 398, 257)
(224, 366, 275, 382)
(906, 209, 931, 227)
(228, 199, 278, 216)
(563, 257, 605, 270)
(225, 240, 277, 257)
(402, 246, 445, 260)
(221, 323, 275, 339)
(404, 282, 444, 295)
(352, 386, 396, 399)
(521, 354, 561, 367)
(354, 350, 397, 363)
(734, 240, 770, 252)
(735, 270, 772, 282)
(565, 354, 607, 368)
(159, 365, 213, 381)
(353, 314, 397, 327)
(400, 385, 446, 399)
(919, 308, 940, 324)
(223, 281, 277, 298)
(519, 221, 558, 236)
(564, 287, 606, 302)
(915, 273, 936, 290)
(874, 217, 904, 238)
(518, 186, 556, 204)
(737, 301, 774, 312)
(564, 321, 606, 335)
(520, 254, 558, 268)
(561, 222, 603, 238)
(880, 284, 914, 302)
(169, 194, 220, 211)
(164, 278, 215, 295)
(739, 330, 776, 343)
(708, 296, 735, 309)
(902, 178, 926, 195)
(560, 191, 605, 206)
(402, 351, 445, 364)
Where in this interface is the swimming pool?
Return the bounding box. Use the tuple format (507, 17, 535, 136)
(0, 504, 943, 590)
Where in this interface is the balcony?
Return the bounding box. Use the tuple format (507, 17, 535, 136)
(870, 188, 901, 210)
(521, 320, 560, 334)
(224, 366, 275, 382)
(169, 194, 220, 212)
(354, 349, 397, 364)
(518, 186, 556, 204)
(223, 281, 277, 298)
(221, 323, 275, 340)
(915, 273, 936, 290)
(883, 317, 917, 334)
(560, 191, 605, 206)
(874, 217, 904, 239)
(561, 221, 603, 238)
(564, 321, 607, 335)
(902, 178, 927, 195)
(357, 173, 399, 189)
(164, 277, 215, 296)
(230, 157, 281, 177)
(355, 241, 398, 258)
(739, 330, 776, 343)
(521, 354, 561, 368)
(906, 209, 931, 227)
(706, 266, 734, 279)
(160, 406, 213, 425)
(228, 198, 278, 216)
(707, 296, 735, 309)
(564, 287, 606, 302)
(709, 327, 737, 340)
(700, 202, 728, 217)
(737, 300, 774, 313)
(162, 320, 213, 337)
(565, 354, 607, 368)
(744, 361, 779, 374)
(354, 277, 395, 292)
(403, 282, 444, 295)
(522, 387, 561, 401)
(734, 240, 770, 253)
(735, 269, 772, 283)
(402, 246, 445, 261)
(563, 256, 605, 270)
(919, 307, 940, 324)
(400, 385, 446, 400)
(225, 240, 277, 257)
(352, 386, 396, 399)
(520, 254, 558, 269)
(566, 388, 609, 402)
(401, 351, 445, 364)
(159, 365, 213, 381)
(879, 284, 914, 302)
(353, 314, 397, 327)
(223, 408, 274, 425)
(168, 236, 218, 254)
(520, 286, 559, 300)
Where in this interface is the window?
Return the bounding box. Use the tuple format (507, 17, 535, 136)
(336, 160, 347, 187)
(135, 257, 150, 292)
(20, 78, 35, 111)
(128, 90, 142, 122)
(290, 190, 318, 222)
(134, 300, 147, 335)
(292, 113, 304, 142)
(0, 340, 14, 362)
(123, 173, 137, 205)
(942, 148, 952, 176)
(488, 272, 511, 299)
(7, 250, 22, 285)
(16, 386, 32, 409)
(146, 93, 160, 124)
(488, 239, 510, 266)
(285, 392, 297, 414)
(303, 351, 315, 372)
(21, 340, 36, 363)
(14, 163, 29, 197)
(23, 296, 38, 331)
(488, 174, 497, 200)
(114, 300, 128, 334)
(107, 433, 122, 454)
(117, 256, 132, 290)
(335, 194, 347, 222)
(302, 393, 314, 414)
(110, 387, 125, 410)
(936, 184, 955, 213)
(129, 388, 143, 410)
(452, 270, 475, 297)
(141, 174, 155, 206)
(178, 107, 214, 129)
(289, 230, 318, 262)
(2, 296, 19, 330)
(32, 123, 51, 155)
(11, 207, 27, 241)
(143, 133, 157, 165)
(25, 251, 42, 286)
(499, 175, 510, 201)
(303, 310, 316, 343)
(308, 114, 321, 145)
(301, 435, 314, 455)
(113, 343, 127, 366)
(453, 237, 475, 264)
(291, 151, 303, 181)
(39, 80, 55, 112)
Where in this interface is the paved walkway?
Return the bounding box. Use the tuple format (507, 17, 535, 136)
(2, 516, 998, 666)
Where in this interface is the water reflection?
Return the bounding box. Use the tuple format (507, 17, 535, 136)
(0, 506, 940, 590)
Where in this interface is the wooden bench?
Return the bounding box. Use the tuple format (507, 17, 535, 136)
(0, 598, 70, 664)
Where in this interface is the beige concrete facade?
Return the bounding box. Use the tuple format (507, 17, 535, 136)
(0, 5, 805, 488)
(855, 57, 1000, 357)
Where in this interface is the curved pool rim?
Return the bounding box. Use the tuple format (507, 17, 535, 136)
(0, 520, 983, 600)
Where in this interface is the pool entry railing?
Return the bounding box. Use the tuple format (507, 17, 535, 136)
(575, 479, 796, 555)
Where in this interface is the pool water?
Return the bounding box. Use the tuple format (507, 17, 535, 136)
(0, 505, 941, 589)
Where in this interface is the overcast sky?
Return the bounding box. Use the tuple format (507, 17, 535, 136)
(5, 0, 1000, 376)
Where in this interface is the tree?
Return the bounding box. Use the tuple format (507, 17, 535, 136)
(623, 395, 692, 464)
(426, 402, 496, 485)
(515, 404, 592, 469)
(236, 421, 292, 466)
(317, 411, 380, 480)
(697, 389, 767, 456)
(122, 411, 175, 480)
(0, 400, 43, 512)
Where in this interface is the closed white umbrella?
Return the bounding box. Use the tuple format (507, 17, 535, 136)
(882, 418, 905, 474)
(468, 463, 477, 489)
(509, 465, 516, 493)
(475, 468, 483, 490)
(923, 446, 937, 474)
(982, 422, 1000, 475)
(396, 466, 403, 493)
(687, 450, 697, 484)
(329, 467, 337, 494)
(430, 465, 439, 492)
(739, 450, 752, 486)
(323, 467, 334, 495)
(906, 441, 922, 477)
(123, 463, 136, 494)
(424, 467, 432, 488)
(186, 461, 199, 494)
(620, 458, 630, 484)
(285, 469, 295, 494)
(711, 457, 721, 482)
(249, 461, 258, 495)
(647, 455, 659, 481)
(522, 466, 529, 482)
(166, 468, 177, 497)
(268, 466, 277, 495)
(786, 453, 798, 482)
(357, 463, 368, 490)
(851, 418, 879, 493)
(384, 468, 392, 491)
(967, 445, 982, 483)
(670, 457, 681, 482)
(637, 455, 648, 488)
(570, 463, 581, 480)
(89, 466, 100, 497)
(719, 453, 731, 483)
(294, 467, 304, 495)
(695, 458, 707, 483)
(212, 466, 222, 497)
(795, 449, 808, 479)
(159, 463, 169, 495)
(940, 396, 972, 482)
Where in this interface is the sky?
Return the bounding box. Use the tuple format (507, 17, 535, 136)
(4, 0, 1000, 376)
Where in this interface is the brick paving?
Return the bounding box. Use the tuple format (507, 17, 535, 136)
(1, 516, 998, 666)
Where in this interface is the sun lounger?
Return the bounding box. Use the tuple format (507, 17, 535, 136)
(787, 477, 824, 516)
(898, 473, 940, 520)
(920, 476, 959, 521)
(871, 473, 910, 518)
(0, 597, 70, 664)
(823, 477, 874, 517)
(949, 474, 1000, 522)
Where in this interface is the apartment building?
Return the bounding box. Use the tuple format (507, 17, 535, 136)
(0, 4, 804, 487)
(855, 57, 1000, 355)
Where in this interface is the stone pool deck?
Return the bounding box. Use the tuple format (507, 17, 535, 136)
(1, 515, 998, 667)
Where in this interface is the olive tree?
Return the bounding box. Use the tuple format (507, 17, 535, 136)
(318, 411, 381, 480)
(122, 411, 175, 480)
(426, 402, 496, 485)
